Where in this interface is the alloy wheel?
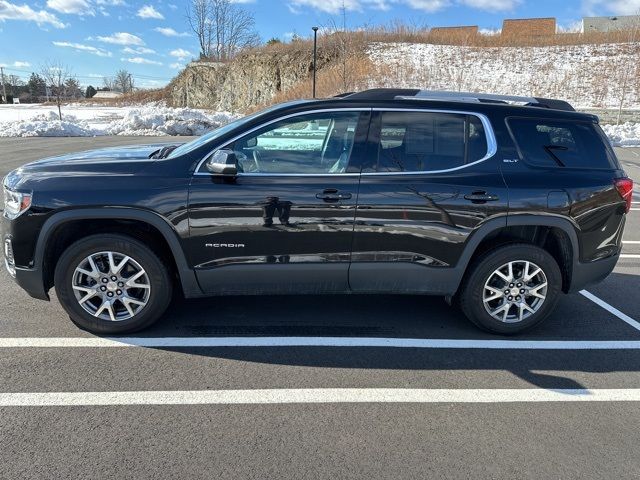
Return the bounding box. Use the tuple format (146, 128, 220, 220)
(71, 251, 151, 322)
(482, 260, 548, 324)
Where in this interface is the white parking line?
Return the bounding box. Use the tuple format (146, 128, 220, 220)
(620, 254, 640, 259)
(2, 388, 640, 406)
(580, 290, 640, 332)
(623, 241, 640, 244)
(2, 336, 640, 349)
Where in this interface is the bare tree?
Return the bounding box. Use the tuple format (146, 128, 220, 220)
(114, 69, 134, 93)
(102, 76, 114, 91)
(40, 60, 72, 120)
(616, 16, 640, 125)
(6, 74, 23, 97)
(186, 0, 213, 58)
(186, 0, 260, 61)
(326, 1, 352, 93)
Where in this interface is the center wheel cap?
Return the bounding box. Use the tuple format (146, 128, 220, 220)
(107, 281, 118, 292)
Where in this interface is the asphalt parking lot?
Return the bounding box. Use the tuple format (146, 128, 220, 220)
(1, 137, 640, 479)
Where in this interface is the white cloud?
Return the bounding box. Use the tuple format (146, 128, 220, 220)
(169, 48, 193, 59)
(95, 0, 126, 4)
(121, 56, 162, 65)
(97, 31, 144, 45)
(288, 0, 519, 13)
(0, 0, 66, 28)
(136, 4, 163, 19)
(123, 46, 156, 54)
(583, 0, 640, 16)
(46, 0, 92, 15)
(457, 0, 519, 11)
(401, 0, 450, 12)
(288, 0, 363, 14)
(167, 3, 177, 9)
(154, 26, 188, 37)
(53, 40, 112, 56)
(1, 60, 31, 68)
(169, 62, 184, 69)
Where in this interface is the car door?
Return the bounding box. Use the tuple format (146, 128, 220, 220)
(349, 108, 509, 294)
(188, 109, 370, 294)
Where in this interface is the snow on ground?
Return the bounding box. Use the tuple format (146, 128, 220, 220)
(0, 104, 238, 137)
(367, 42, 640, 110)
(2, 102, 640, 147)
(602, 123, 640, 147)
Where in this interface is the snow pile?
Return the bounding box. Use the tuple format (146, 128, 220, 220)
(367, 42, 640, 109)
(105, 106, 237, 136)
(601, 123, 640, 147)
(0, 111, 97, 137)
(0, 106, 238, 137)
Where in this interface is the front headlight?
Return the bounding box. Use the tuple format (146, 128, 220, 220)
(3, 186, 32, 220)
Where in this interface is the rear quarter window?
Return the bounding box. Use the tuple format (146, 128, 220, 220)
(507, 118, 617, 170)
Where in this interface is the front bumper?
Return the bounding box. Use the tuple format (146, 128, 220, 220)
(2, 222, 49, 301)
(12, 265, 49, 300)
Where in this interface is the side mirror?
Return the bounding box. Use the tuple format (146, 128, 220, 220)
(206, 149, 238, 175)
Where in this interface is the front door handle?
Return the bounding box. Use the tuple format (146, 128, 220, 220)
(316, 189, 352, 202)
(464, 192, 499, 203)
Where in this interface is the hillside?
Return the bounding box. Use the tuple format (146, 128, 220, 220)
(169, 40, 640, 114)
(367, 42, 639, 109)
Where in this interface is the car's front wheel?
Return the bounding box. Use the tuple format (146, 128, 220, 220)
(54, 234, 172, 334)
(458, 244, 562, 335)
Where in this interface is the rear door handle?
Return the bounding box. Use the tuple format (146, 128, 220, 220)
(464, 192, 499, 203)
(316, 189, 352, 202)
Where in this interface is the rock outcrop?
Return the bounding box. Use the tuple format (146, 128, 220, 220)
(170, 48, 336, 112)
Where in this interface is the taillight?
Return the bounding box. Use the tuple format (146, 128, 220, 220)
(615, 178, 634, 213)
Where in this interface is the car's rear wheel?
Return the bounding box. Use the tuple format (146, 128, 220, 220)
(458, 244, 562, 335)
(54, 234, 172, 334)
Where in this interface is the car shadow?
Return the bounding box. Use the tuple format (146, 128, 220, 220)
(133, 272, 640, 390)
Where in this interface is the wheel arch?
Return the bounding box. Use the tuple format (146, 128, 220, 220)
(452, 215, 580, 296)
(35, 208, 203, 299)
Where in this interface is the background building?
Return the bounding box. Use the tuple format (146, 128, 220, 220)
(583, 15, 640, 33)
(502, 18, 556, 37)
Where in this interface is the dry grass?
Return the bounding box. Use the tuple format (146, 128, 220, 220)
(355, 22, 640, 47)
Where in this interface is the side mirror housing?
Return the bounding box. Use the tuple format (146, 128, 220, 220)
(206, 149, 238, 175)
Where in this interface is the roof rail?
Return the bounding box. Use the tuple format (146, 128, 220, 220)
(341, 88, 575, 112)
(399, 90, 575, 111)
(343, 88, 421, 100)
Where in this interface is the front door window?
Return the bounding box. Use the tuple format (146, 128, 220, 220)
(221, 112, 361, 174)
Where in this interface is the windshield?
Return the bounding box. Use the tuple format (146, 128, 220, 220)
(168, 100, 311, 159)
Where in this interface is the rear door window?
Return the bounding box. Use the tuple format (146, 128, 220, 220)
(374, 111, 489, 173)
(508, 118, 617, 169)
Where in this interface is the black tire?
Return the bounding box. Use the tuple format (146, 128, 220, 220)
(54, 234, 172, 334)
(458, 244, 562, 335)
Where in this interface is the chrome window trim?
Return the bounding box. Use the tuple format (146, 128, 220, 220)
(193, 107, 497, 177)
(193, 108, 370, 176)
(361, 108, 497, 176)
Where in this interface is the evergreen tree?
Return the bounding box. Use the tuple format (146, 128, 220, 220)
(27, 73, 46, 97)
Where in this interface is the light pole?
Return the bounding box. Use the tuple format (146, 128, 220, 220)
(312, 26, 318, 98)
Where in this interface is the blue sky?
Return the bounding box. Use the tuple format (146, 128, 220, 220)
(0, 0, 636, 88)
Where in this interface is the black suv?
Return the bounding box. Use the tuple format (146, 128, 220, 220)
(2, 89, 634, 334)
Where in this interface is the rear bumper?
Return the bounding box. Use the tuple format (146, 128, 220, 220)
(568, 253, 619, 294)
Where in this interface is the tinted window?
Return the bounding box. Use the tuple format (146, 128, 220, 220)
(508, 118, 617, 169)
(374, 112, 488, 173)
(221, 112, 360, 174)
